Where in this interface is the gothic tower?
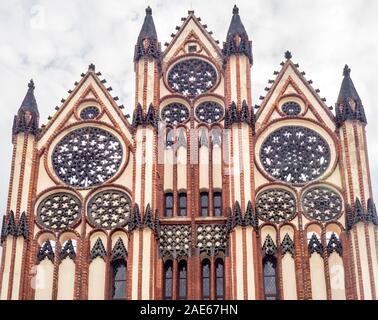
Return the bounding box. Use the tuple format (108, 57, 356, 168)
(1, 6, 377, 300)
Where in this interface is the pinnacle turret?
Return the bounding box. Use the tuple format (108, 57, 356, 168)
(12, 79, 39, 136)
(134, 6, 161, 62)
(223, 5, 252, 65)
(335, 65, 367, 126)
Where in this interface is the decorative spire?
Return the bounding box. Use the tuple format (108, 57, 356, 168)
(262, 235, 277, 256)
(13, 79, 40, 136)
(143, 204, 155, 231)
(280, 234, 295, 257)
(145, 103, 158, 129)
(308, 234, 323, 256)
(60, 239, 76, 261)
(17, 211, 28, 239)
(134, 6, 161, 62)
(111, 238, 128, 261)
(131, 103, 145, 129)
(90, 238, 107, 261)
(223, 5, 253, 66)
(37, 240, 55, 263)
(128, 203, 142, 232)
(284, 50, 292, 60)
(335, 64, 367, 127)
(232, 201, 243, 227)
(327, 233, 343, 256)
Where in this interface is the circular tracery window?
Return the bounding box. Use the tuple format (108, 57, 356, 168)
(52, 127, 123, 188)
(80, 106, 100, 120)
(37, 193, 81, 231)
(256, 189, 296, 223)
(87, 190, 131, 229)
(281, 101, 301, 116)
(195, 101, 224, 124)
(259, 126, 330, 185)
(302, 187, 342, 222)
(167, 59, 217, 98)
(161, 103, 190, 125)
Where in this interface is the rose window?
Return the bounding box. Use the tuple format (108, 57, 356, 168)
(281, 101, 301, 116)
(259, 126, 330, 185)
(256, 189, 296, 223)
(80, 106, 100, 120)
(167, 59, 217, 98)
(302, 187, 342, 222)
(195, 101, 224, 124)
(52, 127, 123, 188)
(87, 190, 131, 229)
(37, 193, 81, 231)
(161, 103, 190, 125)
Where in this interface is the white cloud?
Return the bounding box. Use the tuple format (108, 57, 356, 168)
(0, 0, 377, 225)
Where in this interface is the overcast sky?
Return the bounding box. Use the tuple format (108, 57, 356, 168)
(1, 0, 378, 222)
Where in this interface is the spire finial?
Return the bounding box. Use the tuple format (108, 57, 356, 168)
(146, 6, 152, 15)
(28, 79, 35, 90)
(233, 5, 239, 15)
(88, 63, 95, 71)
(343, 64, 351, 77)
(285, 50, 292, 60)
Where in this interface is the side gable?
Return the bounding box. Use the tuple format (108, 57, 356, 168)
(37, 66, 133, 150)
(256, 59, 336, 131)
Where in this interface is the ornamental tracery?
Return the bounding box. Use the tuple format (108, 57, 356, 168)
(37, 193, 81, 231)
(87, 190, 131, 230)
(302, 187, 342, 222)
(259, 126, 331, 185)
(195, 101, 224, 124)
(167, 59, 217, 98)
(281, 101, 301, 116)
(161, 103, 189, 125)
(196, 224, 228, 256)
(159, 225, 191, 259)
(80, 106, 100, 120)
(256, 189, 296, 223)
(52, 127, 123, 188)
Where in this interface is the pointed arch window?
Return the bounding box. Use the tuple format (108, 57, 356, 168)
(213, 192, 222, 217)
(200, 192, 209, 217)
(178, 260, 187, 299)
(111, 259, 127, 300)
(201, 259, 211, 300)
(178, 192, 187, 216)
(215, 258, 224, 300)
(164, 260, 173, 300)
(165, 193, 174, 217)
(166, 129, 174, 148)
(263, 256, 278, 300)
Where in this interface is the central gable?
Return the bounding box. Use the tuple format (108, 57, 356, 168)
(163, 11, 222, 65)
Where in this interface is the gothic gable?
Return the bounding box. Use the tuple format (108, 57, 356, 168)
(38, 66, 133, 149)
(255, 58, 335, 132)
(163, 11, 222, 64)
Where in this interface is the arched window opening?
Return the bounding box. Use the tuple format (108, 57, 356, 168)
(164, 260, 173, 300)
(215, 258, 224, 300)
(166, 129, 174, 148)
(213, 192, 222, 217)
(178, 260, 187, 300)
(200, 192, 209, 217)
(165, 193, 174, 217)
(211, 128, 222, 147)
(201, 259, 211, 299)
(178, 193, 187, 217)
(263, 256, 278, 300)
(111, 259, 127, 300)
